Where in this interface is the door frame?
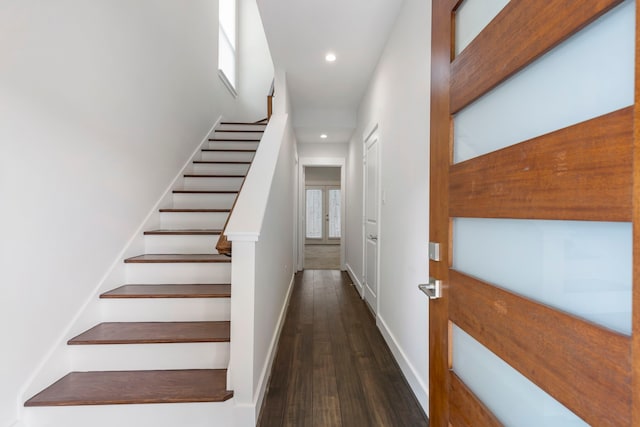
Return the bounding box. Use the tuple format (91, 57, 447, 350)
(362, 122, 381, 313)
(297, 157, 346, 271)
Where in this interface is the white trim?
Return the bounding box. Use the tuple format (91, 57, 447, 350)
(253, 273, 296, 416)
(345, 263, 363, 297)
(225, 231, 260, 241)
(363, 121, 379, 143)
(218, 69, 238, 98)
(377, 315, 429, 417)
(297, 157, 346, 271)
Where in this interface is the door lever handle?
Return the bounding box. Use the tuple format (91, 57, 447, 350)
(418, 277, 442, 299)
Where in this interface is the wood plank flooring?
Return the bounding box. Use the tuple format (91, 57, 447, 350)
(258, 270, 428, 427)
(304, 244, 341, 270)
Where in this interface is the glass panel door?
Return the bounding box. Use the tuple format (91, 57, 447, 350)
(305, 186, 341, 244)
(305, 187, 323, 240)
(328, 188, 341, 239)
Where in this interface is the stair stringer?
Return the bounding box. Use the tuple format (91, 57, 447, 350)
(18, 117, 223, 424)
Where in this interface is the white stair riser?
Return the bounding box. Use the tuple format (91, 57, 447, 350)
(69, 342, 229, 371)
(126, 263, 231, 284)
(192, 162, 250, 175)
(217, 123, 266, 131)
(212, 131, 262, 140)
(160, 212, 228, 230)
(100, 298, 230, 322)
(145, 234, 219, 254)
(183, 176, 244, 189)
(24, 401, 233, 427)
(200, 151, 254, 162)
(207, 141, 259, 150)
(172, 193, 236, 209)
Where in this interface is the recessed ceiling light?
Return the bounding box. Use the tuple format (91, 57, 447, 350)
(320, 134, 328, 139)
(325, 53, 336, 62)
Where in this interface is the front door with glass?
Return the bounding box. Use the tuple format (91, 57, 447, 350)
(305, 186, 341, 244)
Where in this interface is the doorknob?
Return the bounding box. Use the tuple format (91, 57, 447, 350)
(418, 277, 442, 299)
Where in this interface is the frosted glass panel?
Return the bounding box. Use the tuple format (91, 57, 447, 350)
(305, 189, 322, 239)
(455, 0, 510, 55)
(453, 218, 632, 334)
(452, 325, 588, 427)
(328, 189, 341, 239)
(453, 0, 635, 163)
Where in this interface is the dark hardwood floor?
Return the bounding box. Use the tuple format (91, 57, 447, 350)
(258, 270, 429, 427)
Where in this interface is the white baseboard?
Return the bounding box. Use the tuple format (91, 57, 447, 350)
(377, 315, 429, 417)
(252, 273, 296, 418)
(345, 263, 363, 297)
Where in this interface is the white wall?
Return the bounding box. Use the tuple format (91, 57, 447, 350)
(296, 142, 348, 158)
(0, 1, 272, 425)
(252, 116, 296, 403)
(305, 166, 341, 184)
(238, 0, 275, 121)
(345, 0, 431, 414)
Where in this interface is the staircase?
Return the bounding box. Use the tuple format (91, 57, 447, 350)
(23, 121, 266, 427)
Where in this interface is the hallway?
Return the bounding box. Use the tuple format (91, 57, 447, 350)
(258, 270, 429, 427)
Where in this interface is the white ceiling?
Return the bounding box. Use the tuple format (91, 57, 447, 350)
(257, 0, 404, 144)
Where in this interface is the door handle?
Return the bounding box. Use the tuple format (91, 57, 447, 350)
(418, 277, 442, 299)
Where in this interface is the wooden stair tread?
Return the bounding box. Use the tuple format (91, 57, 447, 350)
(159, 208, 230, 213)
(208, 140, 261, 143)
(125, 254, 231, 263)
(68, 321, 230, 344)
(172, 189, 238, 194)
(214, 129, 264, 133)
(201, 148, 256, 152)
(184, 174, 246, 178)
(24, 369, 232, 406)
(143, 229, 222, 235)
(193, 160, 251, 165)
(101, 284, 231, 299)
(220, 121, 265, 125)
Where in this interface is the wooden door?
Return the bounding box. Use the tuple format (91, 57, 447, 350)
(428, 0, 639, 425)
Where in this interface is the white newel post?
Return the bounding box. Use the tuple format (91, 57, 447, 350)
(226, 237, 259, 427)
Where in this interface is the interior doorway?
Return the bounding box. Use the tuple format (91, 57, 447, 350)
(304, 167, 341, 269)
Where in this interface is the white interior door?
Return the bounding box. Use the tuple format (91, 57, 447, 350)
(364, 128, 379, 313)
